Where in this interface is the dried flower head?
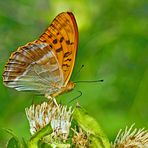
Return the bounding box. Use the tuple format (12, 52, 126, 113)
(25, 99, 73, 141)
(112, 124, 148, 148)
(72, 127, 90, 148)
(51, 105, 73, 140)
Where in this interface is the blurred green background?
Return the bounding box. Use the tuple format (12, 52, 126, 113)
(0, 0, 148, 146)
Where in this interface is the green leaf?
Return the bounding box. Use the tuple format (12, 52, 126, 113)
(28, 123, 52, 148)
(2, 128, 17, 138)
(1, 128, 22, 148)
(22, 138, 28, 148)
(39, 142, 52, 148)
(73, 106, 110, 148)
(39, 141, 70, 148)
(7, 137, 19, 148)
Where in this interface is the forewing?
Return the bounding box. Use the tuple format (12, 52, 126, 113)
(36, 12, 78, 86)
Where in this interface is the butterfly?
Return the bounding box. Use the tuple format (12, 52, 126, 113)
(2, 12, 78, 98)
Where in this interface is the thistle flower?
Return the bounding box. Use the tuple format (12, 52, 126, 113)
(72, 127, 90, 147)
(112, 124, 148, 148)
(25, 99, 73, 142)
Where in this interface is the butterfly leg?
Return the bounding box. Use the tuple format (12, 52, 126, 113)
(51, 91, 63, 98)
(45, 94, 59, 107)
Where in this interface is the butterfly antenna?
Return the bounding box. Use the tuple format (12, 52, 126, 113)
(74, 79, 104, 83)
(72, 64, 84, 80)
(68, 91, 82, 104)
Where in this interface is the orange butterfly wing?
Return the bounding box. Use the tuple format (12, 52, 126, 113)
(36, 12, 78, 86)
(2, 12, 78, 95)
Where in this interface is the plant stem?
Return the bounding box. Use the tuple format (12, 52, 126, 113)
(28, 124, 52, 148)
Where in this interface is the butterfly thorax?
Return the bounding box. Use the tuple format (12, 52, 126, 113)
(50, 81, 75, 98)
(64, 81, 75, 92)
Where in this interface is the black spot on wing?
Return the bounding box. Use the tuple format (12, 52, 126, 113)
(64, 52, 72, 58)
(66, 40, 70, 45)
(64, 58, 72, 62)
(53, 39, 58, 44)
(56, 47, 63, 52)
(48, 34, 52, 38)
(66, 40, 74, 45)
(62, 64, 70, 67)
(49, 44, 53, 48)
(60, 37, 64, 43)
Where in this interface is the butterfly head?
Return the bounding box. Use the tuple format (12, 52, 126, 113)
(66, 81, 75, 92)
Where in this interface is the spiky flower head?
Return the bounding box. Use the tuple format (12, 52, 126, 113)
(51, 105, 73, 140)
(112, 124, 148, 148)
(25, 99, 73, 141)
(72, 127, 90, 147)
